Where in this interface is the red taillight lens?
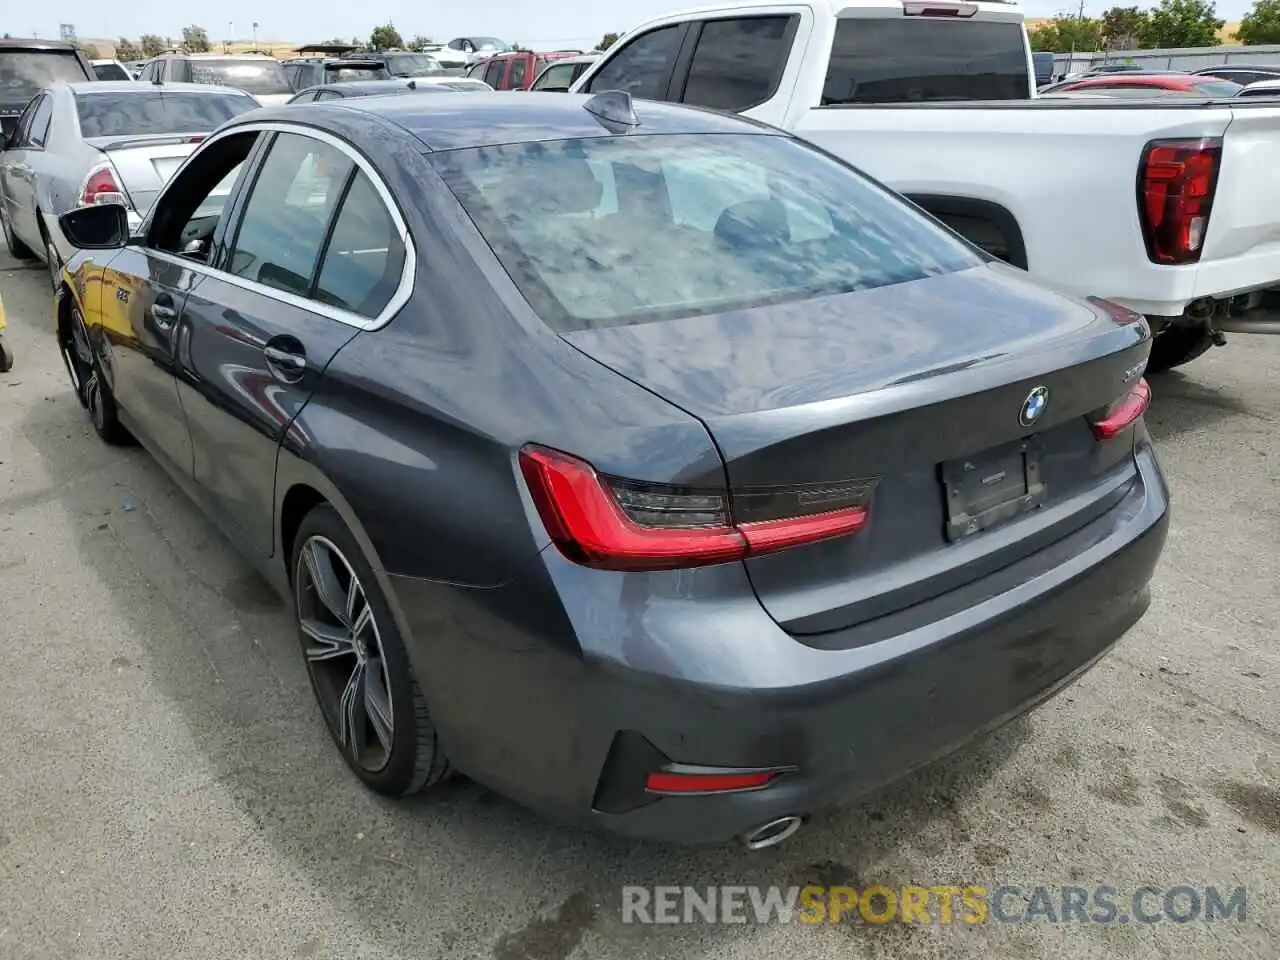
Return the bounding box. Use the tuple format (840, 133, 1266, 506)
(1138, 138, 1221, 265)
(645, 769, 779, 795)
(1087, 296, 1144, 325)
(81, 166, 128, 208)
(902, 1, 977, 14)
(518, 445, 871, 571)
(1091, 378, 1151, 439)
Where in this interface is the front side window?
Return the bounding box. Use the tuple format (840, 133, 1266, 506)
(227, 133, 354, 297)
(509, 58, 528, 89)
(186, 58, 292, 95)
(584, 25, 683, 99)
(823, 17, 1030, 103)
(484, 59, 506, 88)
(147, 130, 260, 259)
(681, 17, 794, 112)
(532, 62, 576, 91)
(74, 91, 256, 139)
(431, 133, 981, 331)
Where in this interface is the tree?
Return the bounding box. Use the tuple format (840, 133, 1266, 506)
(1099, 6, 1149, 49)
(369, 24, 403, 51)
(139, 34, 167, 57)
(1236, 0, 1280, 44)
(115, 38, 142, 60)
(181, 25, 211, 52)
(406, 35, 434, 51)
(595, 32, 620, 51)
(1027, 15, 1103, 52)
(1140, 0, 1223, 47)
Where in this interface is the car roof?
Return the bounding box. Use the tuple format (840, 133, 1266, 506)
(0, 38, 80, 50)
(249, 91, 779, 152)
(165, 52, 278, 60)
(1244, 78, 1280, 89)
(1197, 63, 1280, 72)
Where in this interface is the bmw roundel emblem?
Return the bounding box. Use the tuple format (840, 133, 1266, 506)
(1019, 386, 1049, 427)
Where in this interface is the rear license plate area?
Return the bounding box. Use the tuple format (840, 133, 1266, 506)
(941, 439, 1045, 542)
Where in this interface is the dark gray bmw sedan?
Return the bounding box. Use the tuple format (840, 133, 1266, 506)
(54, 91, 1169, 847)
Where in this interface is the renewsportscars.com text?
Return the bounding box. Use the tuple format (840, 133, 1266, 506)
(621, 884, 1248, 925)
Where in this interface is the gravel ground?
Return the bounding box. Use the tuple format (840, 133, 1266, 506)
(0, 250, 1277, 960)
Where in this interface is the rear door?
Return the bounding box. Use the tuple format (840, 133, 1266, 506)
(174, 127, 409, 558)
(9, 92, 52, 242)
(0, 95, 40, 243)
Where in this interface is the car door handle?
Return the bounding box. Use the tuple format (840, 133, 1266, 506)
(263, 344, 307, 373)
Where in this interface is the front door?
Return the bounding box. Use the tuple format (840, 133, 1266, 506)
(175, 129, 406, 558)
(102, 128, 265, 474)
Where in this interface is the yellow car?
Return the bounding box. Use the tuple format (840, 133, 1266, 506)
(0, 288, 11, 372)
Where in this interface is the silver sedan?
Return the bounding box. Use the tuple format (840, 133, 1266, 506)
(0, 80, 258, 288)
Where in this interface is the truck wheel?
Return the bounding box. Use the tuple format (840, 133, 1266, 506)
(1146, 325, 1215, 375)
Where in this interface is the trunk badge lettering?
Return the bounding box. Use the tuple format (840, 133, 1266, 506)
(1019, 386, 1049, 427)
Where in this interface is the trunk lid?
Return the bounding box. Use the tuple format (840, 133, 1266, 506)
(86, 135, 203, 216)
(561, 263, 1151, 639)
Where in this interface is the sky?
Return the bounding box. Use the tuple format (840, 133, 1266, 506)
(1, 0, 1259, 47)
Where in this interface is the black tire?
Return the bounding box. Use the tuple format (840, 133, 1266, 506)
(1, 206, 37, 261)
(291, 503, 452, 797)
(40, 220, 62, 292)
(64, 303, 131, 445)
(0, 338, 13, 373)
(1146, 324, 1215, 375)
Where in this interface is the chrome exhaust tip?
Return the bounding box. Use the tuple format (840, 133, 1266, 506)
(741, 815, 803, 851)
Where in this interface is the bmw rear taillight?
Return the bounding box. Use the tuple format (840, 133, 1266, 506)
(80, 165, 129, 209)
(518, 445, 873, 571)
(1138, 138, 1221, 265)
(1087, 296, 1144, 325)
(1090, 378, 1151, 439)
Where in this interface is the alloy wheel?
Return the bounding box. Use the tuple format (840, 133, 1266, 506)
(295, 535, 395, 772)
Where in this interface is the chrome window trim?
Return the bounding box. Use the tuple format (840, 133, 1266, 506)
(140, 120, 416, 332)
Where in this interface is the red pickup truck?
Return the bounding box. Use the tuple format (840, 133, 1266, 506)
(465, 50, 582, 91)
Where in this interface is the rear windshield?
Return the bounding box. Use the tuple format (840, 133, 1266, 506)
(382, 54, 441, 77)
(823, 18, 1030, 103)
(75, 91, 258, 138)
(324, 63, 389, 81)
(0, 50, 89, 100)
(186, 58, 291, 95)
(93, 62, 133, 81)
(432, 133, 982, 331)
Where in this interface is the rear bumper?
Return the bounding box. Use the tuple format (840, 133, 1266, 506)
(390, 442, 1169, 846)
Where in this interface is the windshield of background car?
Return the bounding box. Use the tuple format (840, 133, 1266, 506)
(187, 59, 291, 94)
(431, 133, 983, 331)
(324, 63, 390, 81)
(1192, 79, 1243, 96)
(92, 62, 133, 81)
(472, 39, 509, 52)
(383, 54, 441, 76)
(0, 51, 89, 100)
(75, 91, 257, 138)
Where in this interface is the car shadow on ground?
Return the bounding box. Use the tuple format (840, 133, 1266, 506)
(1143, 369, 1258, 443)
(22, 387, 1037, 959)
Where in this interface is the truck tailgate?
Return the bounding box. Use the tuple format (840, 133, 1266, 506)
(1194, 104, 1280, 299)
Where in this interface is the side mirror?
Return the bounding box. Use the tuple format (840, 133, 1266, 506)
(59, 203, 130, 250)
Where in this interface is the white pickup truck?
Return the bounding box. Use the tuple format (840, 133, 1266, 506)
(571, 0, 1280, 372)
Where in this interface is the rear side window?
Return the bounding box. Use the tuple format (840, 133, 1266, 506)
(227, 133, 355, 297)
(431, 133, 981, 331)
(823, 18, 1030, 103)
(0, 51, 89, 100)
(27, 94, 53, 147)
(75, 92, 256, 138)
(584, 25, 683, 99)
(313, 172, 405, 317)
(681, 17, 794, 112)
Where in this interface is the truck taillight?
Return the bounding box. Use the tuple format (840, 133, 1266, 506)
(1138, 138, 1221, 266)
(902, 1, 978, 15)
(518, 446, 872, 571)
(80, 166, 128, 209)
